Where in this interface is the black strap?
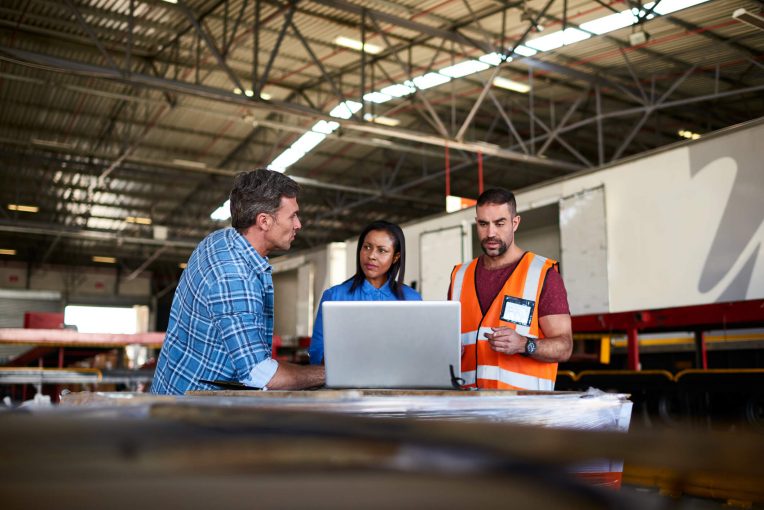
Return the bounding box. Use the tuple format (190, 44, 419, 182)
(198, 379, 261, 390)
(449, 364, 467, 390)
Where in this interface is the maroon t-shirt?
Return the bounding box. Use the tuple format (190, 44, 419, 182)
(474, 253, 570, 317)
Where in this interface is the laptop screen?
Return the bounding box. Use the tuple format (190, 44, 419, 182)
(322, 301, 461, 389)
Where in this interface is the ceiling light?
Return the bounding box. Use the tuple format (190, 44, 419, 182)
(678, 129, 701, 140)
(334, 36, 382, 54)
(492, 76, 531, 94)
(363, 113, 400, 127)
(161, 0, 178, 4)
(0, 249, 16, 256)
(211, 200, 230, 221)
(732, 8, 764, 31)
(179, 262, 187, 269)
(446, 195, 477, 213)
(8, 204, 39, 213)
(31, 138, 74, 150)
(410, 72, 451, 90)
(92, 256, 117, 264)
(234, 88, 266, 99)
(438, 60, 490, 78)
(126, 216, 152, 225)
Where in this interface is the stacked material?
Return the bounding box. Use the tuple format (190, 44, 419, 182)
(3, 390, 763, 508)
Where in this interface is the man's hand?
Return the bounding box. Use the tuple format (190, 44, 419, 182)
(483, 315, 573, 362)
(485, 326, 526, 355)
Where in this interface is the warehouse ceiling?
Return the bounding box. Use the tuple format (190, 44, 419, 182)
(1, 0, 763, 285)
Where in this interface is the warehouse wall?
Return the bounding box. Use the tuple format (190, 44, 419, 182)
(0, 261, 152, 301)
(518, 118, 764, 313)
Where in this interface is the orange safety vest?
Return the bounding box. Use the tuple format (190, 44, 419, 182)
(449, 252, 558, 390)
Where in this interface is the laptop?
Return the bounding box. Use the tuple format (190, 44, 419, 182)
(322, 301, 461, 389)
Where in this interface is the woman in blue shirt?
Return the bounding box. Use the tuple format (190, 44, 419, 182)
(309, 220, 422, 364)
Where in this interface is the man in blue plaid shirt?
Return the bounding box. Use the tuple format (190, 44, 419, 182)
(151, 169, 325, 394)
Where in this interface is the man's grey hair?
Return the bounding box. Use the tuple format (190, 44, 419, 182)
(230, 169, 300, 232)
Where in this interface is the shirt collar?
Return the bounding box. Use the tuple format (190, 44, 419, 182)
(228, 228, 272, 274)
(360, 278, 394, 296)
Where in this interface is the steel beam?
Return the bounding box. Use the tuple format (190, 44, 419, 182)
(0, 221, 199, 249)
(126, 246, 169, 281)
(176, 0, 246, 93)
(455, 0, 555, 143)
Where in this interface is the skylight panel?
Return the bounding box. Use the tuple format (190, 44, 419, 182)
(312, 120, 340, 134)
(512, 45, 537, 57)
(363, 91, 393, 104)
(479, 53, 507, 66)
(562, 27, 592, 45)
(651, 0, 709, 15)
(329, 100, 362, 119)
(526, 31, 565, 52)
(268, 147, 305, 172)
(211, 200, 230, 221)
(526, 28, 591, 52)
(411, 72, 451, 90)
(291, 131, 327, 154)
(438, 59, 490, 78)
(579, 10, 638, 35)
(379, 83, 416, 98)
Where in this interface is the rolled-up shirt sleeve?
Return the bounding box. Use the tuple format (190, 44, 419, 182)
(207, 276, 278, 387)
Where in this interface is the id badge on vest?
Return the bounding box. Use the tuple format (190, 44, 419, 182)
(499, 295, 535, 327)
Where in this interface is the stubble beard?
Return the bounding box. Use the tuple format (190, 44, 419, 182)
(481, 237, 509, 258)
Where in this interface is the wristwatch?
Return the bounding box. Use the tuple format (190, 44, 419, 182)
(523, 337, 537, 356)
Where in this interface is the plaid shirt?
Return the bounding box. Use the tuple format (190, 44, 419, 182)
(151, 228, 277, 395)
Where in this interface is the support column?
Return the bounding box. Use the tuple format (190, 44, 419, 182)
(694, 330, 708, 369)
(627, 327, 641, 371)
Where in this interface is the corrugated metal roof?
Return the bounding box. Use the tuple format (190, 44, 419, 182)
(0, 0, 762, 271)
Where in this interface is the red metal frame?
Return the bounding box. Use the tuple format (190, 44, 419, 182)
(572, 299, 764, 333)
(572, 299, 764, 371)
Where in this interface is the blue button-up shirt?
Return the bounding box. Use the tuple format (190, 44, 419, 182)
(151, 228, 278, 395)
(308, 278, 422, 364)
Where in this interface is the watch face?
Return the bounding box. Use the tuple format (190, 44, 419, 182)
(526, 338, 537, 355)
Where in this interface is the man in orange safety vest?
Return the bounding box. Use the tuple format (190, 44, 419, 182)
(448, 188, 573, 390)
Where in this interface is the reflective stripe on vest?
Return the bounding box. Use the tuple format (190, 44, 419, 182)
(515, 254, 547, 338)
(461, 366, 554, 391)
(450, 262, 470, 303)
(461, 327, 492, 346)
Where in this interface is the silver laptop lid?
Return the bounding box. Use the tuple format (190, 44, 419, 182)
(322, 301, 461, 389)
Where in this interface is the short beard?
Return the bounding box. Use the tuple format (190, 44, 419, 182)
(481, 238, 508, 257)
